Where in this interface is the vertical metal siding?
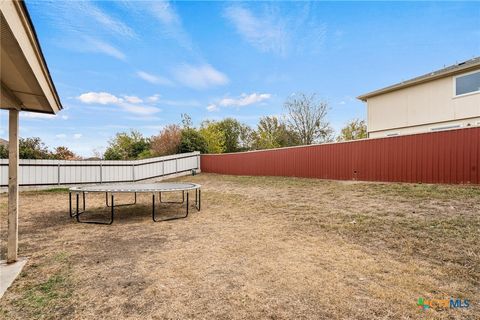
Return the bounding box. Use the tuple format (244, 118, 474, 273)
(0, 152, 200, 186)
(201, 127, 480, 185)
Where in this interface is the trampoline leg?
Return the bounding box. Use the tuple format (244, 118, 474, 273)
(76, 192, 114, 225)
(69, 192, 73, 217)
(152, 192, 189, 222)
(110, 195, 114, 223)
(69, 191, 84, 217)
(159, 191, 185, 204)
(106, 192, 136, 207)
(152, 194, 155, 221)
(194, 189, 201, 211)
(75, 193, 79, 221)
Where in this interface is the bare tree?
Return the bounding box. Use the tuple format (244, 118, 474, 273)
(284, 93, 333, 145)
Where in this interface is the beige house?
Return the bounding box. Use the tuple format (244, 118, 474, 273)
(358, 57, 480, 138)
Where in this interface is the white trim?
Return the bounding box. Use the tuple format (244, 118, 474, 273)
(452, 90, 480, 99)
(453, 69, 480, 98)
(430, 124, 461, 132)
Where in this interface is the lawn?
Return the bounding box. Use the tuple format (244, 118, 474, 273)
(0, 173, 479, 319)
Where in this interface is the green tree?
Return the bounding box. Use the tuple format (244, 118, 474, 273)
(215, 118, 250, 153)
(19, 137, 52, 159)
(238, 124, 255, 151)
(103, 148, 122, 160)
(337, 119, 367, 141)
(104, 130, 150, 160)
(199, 121, 226, 154)
(179, 128, 208, 153)
(0, 145, 8, 159)
(0, 138, 83, 160)
(254, 116, 300, 150)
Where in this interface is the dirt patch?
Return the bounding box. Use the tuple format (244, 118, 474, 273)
(1, 174, 479, 319)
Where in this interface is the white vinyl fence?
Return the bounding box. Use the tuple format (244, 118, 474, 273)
(0, 152, 200, 187)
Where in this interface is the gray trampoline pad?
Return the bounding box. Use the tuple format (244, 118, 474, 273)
(70, 182, 200, 193)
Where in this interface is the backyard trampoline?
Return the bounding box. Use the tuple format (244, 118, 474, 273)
(68, 183, 201, 225)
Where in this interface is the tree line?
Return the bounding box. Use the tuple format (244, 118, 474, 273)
(0, 93, 367, 160)
(0, 137, 80, 160)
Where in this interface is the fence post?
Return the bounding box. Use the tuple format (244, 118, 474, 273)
(162, 160, 164, 177)
(57, 162, 60, 185)
(100, 162, 102, 184)
(175, 157, 178, 173)
(196, 153, 199, 170)
(132, 164, 135, 182)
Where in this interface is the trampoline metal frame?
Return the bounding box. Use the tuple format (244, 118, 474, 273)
(68, 184, 201, 225)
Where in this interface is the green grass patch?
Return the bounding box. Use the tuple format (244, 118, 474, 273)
(22, 187, 69, 195)
(22, 274, 72, 310)
(41, 187, 69, 193)
(15, 252, 73, 319)
(357, 182, 480, 200)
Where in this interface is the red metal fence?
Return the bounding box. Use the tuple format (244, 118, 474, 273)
(201, 127, 480, 184)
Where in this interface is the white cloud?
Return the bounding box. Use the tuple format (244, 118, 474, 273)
(173, 64, 229, 89)
(147, 1, 193, 50)
(136, 71, 173, 86)
(206, 104, 219, 112)
(20, 112, 69, 120)
(157, 99, 201, 107)
(78, 92, 121, 105)
(21, 113, 56, 119)
(77, 91, 161, 115)
(55, 134, 67, 139)
(224, 4, 327, 56)
(87, 3, 136, 39)
(86, 37, 126, 61)
(144, 94, 198, 107)
(150, 1, 180, 25)
(29, 1, 136, 41)
(35, 1, 131, 61)
(224, 5, 288, 55)
(73, 133, 82, 139)
(219, 93, 272, 107)
(123, 95, 143, 104)
(147, 94, 161, 103)
(120, 103, 161, 116)
(124, 116, 162, 122)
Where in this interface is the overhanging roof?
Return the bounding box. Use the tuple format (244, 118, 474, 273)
(357, 57, 480, 102)
(1, 0, 62, 114)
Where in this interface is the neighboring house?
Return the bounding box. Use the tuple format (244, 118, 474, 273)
(358, 57, 480, 138)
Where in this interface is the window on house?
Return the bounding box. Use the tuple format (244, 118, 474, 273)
(455, 71, 480, 96)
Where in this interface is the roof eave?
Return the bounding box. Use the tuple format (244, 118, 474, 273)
(357, 59, 480, 102)
(4, 0, 63, 113)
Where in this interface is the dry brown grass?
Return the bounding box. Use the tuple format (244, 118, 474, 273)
(1, 173, 479, 319)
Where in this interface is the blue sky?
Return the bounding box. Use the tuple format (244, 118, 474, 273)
(1, 1, 479, 156)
